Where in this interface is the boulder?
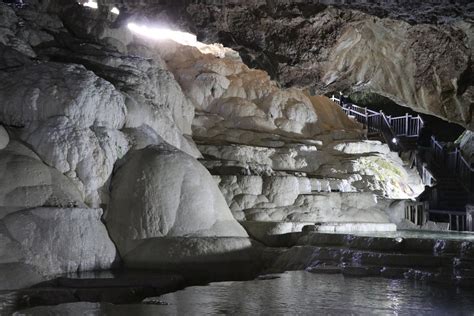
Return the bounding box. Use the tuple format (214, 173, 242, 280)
(0, 207, 118, 290)
(105, 144, 248, 257)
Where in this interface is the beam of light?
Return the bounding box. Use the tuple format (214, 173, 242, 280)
(127, 22, 198, 46)
(111, 7, 120, 15)
(82, 0, 98, 9)
(127, 22, 234, 58)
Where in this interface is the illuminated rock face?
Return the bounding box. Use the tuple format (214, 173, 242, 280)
(105, 144, 248, 257)
(0, 141, 85, 219)
(150, 1, 473, 129)
(157, 42, 424, 208)
(0, 1, 428, 287)
(0, 63, 127, 129)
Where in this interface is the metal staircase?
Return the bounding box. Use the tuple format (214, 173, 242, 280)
(331, 95, 474, 231)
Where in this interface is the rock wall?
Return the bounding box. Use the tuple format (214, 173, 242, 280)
(155, 41, 423, 227)
(128, 1, 473, 129)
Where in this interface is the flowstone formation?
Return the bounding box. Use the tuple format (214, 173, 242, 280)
(0, 0, 423, 290)
(157, 40, 423, 238)
(138, 0, 473, 129)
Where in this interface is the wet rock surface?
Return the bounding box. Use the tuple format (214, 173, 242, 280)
(265, 230, 474, 286)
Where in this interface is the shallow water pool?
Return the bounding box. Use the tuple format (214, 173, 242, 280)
(14, 271, 474, 315)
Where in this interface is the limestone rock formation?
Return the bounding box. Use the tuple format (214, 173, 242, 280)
(105, 144, 249, 261)
(0, 2, 213, 283)
(143, 1, 473, 129)
(20, 117, 130, 207)
(0, 141, 84, 219)
(155, 41, 424, 232)
(0, 62, 127, 129)
(0, 207, 118, 290)
(0, 0, 430, 288)
(0, 61, 130, 206)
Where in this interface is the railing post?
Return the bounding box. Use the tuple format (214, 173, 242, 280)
(405, 113, 409, 136)
(379, 110, 384, 130)
(467, 205, 474, 231)
(365, 108, 368, 130)
(417, 115, 421, 136)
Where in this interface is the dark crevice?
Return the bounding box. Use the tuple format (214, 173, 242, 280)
(457, 56, 473, 96)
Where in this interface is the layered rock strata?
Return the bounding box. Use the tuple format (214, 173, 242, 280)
(154, 40, 424, 238)
(0, 1, 425, 288)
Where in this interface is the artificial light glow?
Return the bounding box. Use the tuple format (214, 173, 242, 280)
(126, 22, 233, 58)
(111, 7, 120, 15)
(127, 23, 198, 46)
(392, 137, 398, 144)
(82, 0, 98, 9)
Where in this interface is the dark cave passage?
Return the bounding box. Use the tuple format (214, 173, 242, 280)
(347, 91, 466, 142)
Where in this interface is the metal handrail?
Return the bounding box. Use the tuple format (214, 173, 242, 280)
(430, 136, 473, 192)
(331, 95, 424, 138)
(331, 95, 473, 192)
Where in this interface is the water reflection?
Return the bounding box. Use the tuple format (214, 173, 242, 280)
(355, 229, 474, 241)
(150, 272, 474, 315)
(11, 272, 474, 315)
